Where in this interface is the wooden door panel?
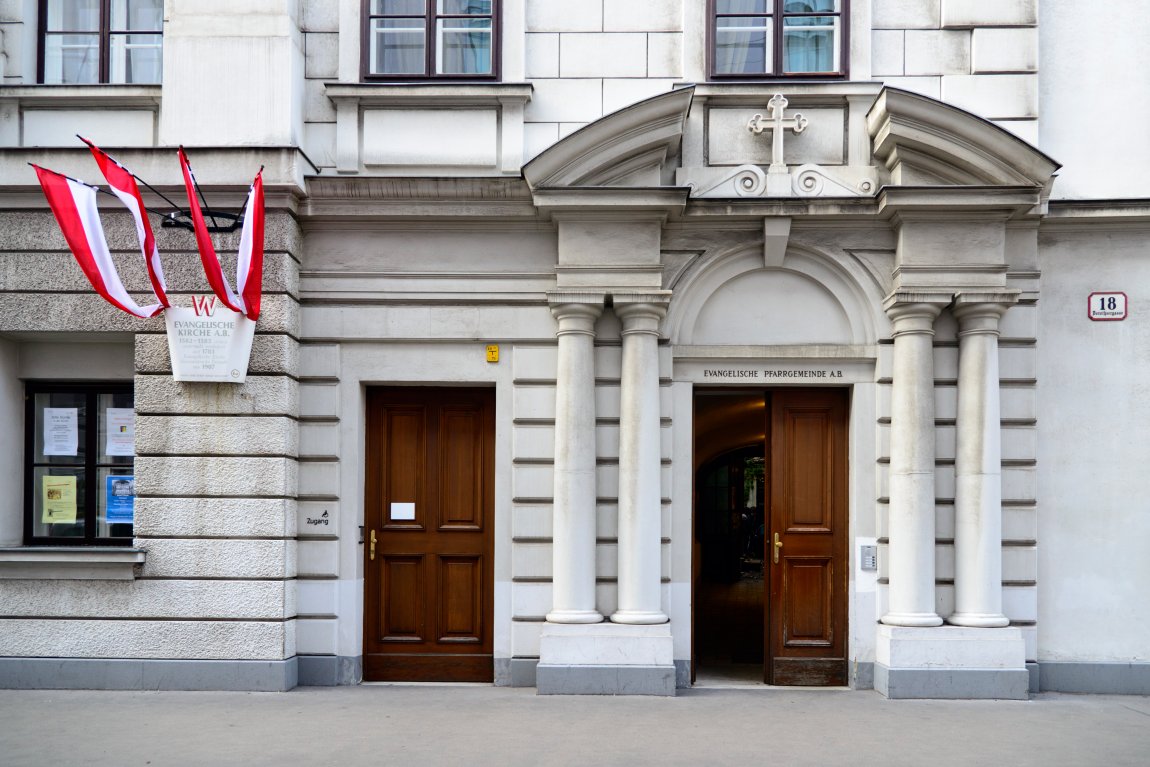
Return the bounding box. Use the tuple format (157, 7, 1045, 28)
(438, 406, 485, 530)
(782, 557, 833, 648)
(381, 555, 424, 641)
(767, 389, 848, 686)
(384, 407, 425, 529)
(437, 555, 483, 642)
(364, 387, 495, 682)
(786, 413, 832, 530)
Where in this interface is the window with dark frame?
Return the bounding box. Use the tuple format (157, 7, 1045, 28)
(710, 0, 847, 79)
(24, 382, 135, 546)
(38, 0, 163, 85)
(363, 0, 498, 80)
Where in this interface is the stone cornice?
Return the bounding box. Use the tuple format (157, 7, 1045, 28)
(0, 146, 312, 207)
(877, 186, 1045, 219)
(524, 86, 694, 189)
(867, 87, 1060, 189)
(533, 187, 690, 218)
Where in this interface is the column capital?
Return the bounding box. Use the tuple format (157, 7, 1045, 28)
(614, 292, 670, 335)
(952, 291, 1020, 329)
(883, 291, 952, 314)
(883, 291, 949, 335)
(548, 291, 607, 311)
(549, 292, 605, 333)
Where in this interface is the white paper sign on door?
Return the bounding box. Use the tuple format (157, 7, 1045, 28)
(390, 502, 416, 521)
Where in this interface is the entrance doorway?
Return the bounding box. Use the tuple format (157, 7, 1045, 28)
(363, 387, 495, 682)
(693, 388, 848, 686)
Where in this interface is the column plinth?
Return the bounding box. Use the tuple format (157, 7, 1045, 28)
(948, 294, 1017, 629)
(881, 297, 947, 628)
(611, 297, 669, 625)
(546, 295, 604, 625)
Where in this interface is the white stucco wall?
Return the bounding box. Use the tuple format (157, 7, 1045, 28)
(1036, 229, 1150, 662)
(1039, 1, 1150, 199)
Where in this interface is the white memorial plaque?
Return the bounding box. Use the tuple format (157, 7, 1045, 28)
(165, 301, 256, 383)
(43, 407, 78, 456)
(1088, 292, 1127, 321)
(390, 502, 416, 521)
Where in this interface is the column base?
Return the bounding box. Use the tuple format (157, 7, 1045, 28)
(536, 622, 675, 696)
(609, 610, 668, 625)
(880, 611, 943, 627)
(544, 609, 603, 624)
(875, 625, 1027, 700)
(947, 612, 1010, 628)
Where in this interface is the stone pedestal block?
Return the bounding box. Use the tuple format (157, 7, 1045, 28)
(875, 625, 1028, 700)
(536, 622, 675, 696)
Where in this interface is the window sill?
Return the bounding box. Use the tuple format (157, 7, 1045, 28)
(0, 547, 146, 580)
(0, 84, 162, 108)
(325, 82, 531, 107)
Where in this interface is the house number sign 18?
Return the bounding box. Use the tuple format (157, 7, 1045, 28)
(1089, 292, 1128, 321)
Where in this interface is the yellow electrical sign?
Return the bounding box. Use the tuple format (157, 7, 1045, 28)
(485, 344, 500, 363)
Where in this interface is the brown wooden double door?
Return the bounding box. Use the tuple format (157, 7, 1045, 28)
(363, 387, 495, 682)
(694, 388, 848, 686)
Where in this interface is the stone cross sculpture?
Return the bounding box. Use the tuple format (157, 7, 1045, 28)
(748, 93, 809, 195)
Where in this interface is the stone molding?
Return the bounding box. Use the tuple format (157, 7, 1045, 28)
(524, 86, 694, 188)
(0, 548, 145, 580)
(867, 87, 1060, 187)
(953, 291, 1021, 333)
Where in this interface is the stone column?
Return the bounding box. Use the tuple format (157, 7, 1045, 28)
(948, 293, 1017, 628)
(546, 294, 604, 624)
(881, 295, 947, 627)
(612, 296, 669, 625)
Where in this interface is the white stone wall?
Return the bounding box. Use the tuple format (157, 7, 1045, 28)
(1040, 0, 1150, 199)
(523, 0, 683, 159)
(1036, 225, 1150, 662)
(159, 1, 305, 147)
(871, 0, 1038, 144)
(301, 0, 339, 170)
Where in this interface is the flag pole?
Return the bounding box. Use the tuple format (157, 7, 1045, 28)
(179, 145, 220, 229)
(75, 135, 185, 212)
(28, 163, 173, 219)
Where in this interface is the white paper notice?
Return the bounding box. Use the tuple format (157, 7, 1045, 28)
(43, 408, 78, 456)
(390, 502, 416, 521)
(105, 408, 135, 457)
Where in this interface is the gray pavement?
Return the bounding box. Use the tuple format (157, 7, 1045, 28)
(2, 685, 1148, 767)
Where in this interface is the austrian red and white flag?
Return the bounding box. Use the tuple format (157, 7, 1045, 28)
(33, 165, 165, 318)
(178, 147, 264, 320)
(235, 170, 264, 321)
(83, 137, 171, 310)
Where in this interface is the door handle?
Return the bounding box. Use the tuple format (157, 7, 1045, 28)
(773, 532, 782, 564)
(370, 529, 377, 561)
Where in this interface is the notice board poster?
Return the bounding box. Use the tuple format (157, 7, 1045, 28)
(42, 475, 77, 524)
(43, 407, 78, 456)
(106, 476, 135, 525)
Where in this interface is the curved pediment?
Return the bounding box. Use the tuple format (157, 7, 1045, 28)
(523, 86, 694, 189)
(867, 87, 1060, 187)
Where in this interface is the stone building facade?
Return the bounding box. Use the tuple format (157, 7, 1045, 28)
(0, 1, 1147, 698)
